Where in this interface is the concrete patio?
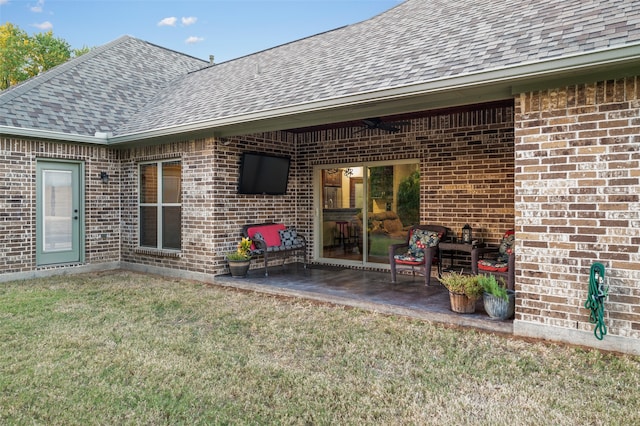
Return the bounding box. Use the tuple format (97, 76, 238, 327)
(213, 262, 513, 335)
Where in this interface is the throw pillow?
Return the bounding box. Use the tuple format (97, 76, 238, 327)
(408, 229, 440, 257)
(278, 229, 298, 248)
(248, 224, 286, 247)
(498, 230, 515, 262)
(250, 232, 264, 251)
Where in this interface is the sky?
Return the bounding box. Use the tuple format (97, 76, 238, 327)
(1, 0, 401, 63)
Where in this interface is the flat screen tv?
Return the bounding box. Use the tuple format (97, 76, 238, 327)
(238, 152, 291, 195)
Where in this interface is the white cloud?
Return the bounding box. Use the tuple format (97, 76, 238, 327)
(185, 36, 204, 45)
(181, 16, 197, 26)
(158, 17, 177, 27)
(0, 0, 10, 5)
(31, 0, 45, 12)
(33, 21, 53, 31)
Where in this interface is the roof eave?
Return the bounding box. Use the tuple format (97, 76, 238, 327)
(0, 126, 109, 144)
(108, 42, 640, 144)
(5, 43, 640, 145)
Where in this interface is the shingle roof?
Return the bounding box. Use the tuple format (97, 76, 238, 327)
(115, 0, 640, 137)
(0, 36, 208, 136)
(2, 0, 640, 140)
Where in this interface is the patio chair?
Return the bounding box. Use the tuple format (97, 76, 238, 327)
(471, 230, 515, 290)
(389, 224, 449, 286)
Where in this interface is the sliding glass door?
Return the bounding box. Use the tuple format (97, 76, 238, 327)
(318, 161, 419, 266)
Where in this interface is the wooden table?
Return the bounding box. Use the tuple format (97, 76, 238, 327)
(438, 241, 483, 275)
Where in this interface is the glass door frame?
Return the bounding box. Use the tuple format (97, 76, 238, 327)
(314, 158, 420, 268)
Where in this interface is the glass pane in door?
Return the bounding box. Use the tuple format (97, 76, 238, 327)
(320, 167, 363, 261)
(43, 170, 73, 252)
(367, 163, 419, 264)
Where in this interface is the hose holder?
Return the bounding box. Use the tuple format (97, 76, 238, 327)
(584, 263, 608, 340)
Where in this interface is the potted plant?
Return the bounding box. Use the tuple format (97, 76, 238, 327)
(439, 271, 483, 314)
(226, 237, 252, 278)
(478, 274, 515, 320)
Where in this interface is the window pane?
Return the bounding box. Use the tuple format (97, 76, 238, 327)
(162, 206, 181, 250)
(140, 206, 157, 247)
(321, 167, 364, 262)
(396, 164, 420, 227)
(140, 164, 157, 203)
(162, 161, 181, 203)
(43, 170, 73, 252)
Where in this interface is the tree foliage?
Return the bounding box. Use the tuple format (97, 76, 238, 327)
(0, 23, 29, 89)
(0, 23, 88, 90)
(397, 170, 420, 226)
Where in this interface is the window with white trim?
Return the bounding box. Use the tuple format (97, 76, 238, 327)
(139, 160, 182, 250)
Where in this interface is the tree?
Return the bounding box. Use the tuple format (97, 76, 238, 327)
(0, 23, 29, 89)
(0, 23, 87, 90)
(24, 31, 72, 77)
(73, 46, 91, 57)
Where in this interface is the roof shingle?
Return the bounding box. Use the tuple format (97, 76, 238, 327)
(2, 0, 640, 139)
(116, 0, 640, 136)
(0, 36, 207, 136)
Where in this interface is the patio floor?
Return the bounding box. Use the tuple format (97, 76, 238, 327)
(212, 262, 513, 335)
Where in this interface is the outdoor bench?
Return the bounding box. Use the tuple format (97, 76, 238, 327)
(242, 223, 307, 276)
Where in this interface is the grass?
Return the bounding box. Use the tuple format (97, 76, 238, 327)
(1, 271, 639, 425)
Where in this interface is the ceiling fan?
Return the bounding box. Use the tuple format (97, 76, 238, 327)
(354, 117, 410, 134)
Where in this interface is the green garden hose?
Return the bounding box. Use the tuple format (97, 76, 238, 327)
(584, 263, 607, 340)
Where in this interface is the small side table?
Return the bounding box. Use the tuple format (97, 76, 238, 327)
(438, 241, 483, 275)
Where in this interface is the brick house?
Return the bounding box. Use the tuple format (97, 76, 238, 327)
(1, 0, 639, 354)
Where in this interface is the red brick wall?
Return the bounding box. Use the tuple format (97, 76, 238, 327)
(119, 133, 298, 276)
(0, 137, 120, 273)
(1, 103, 515, 279)
(514, 76, 640, 340)
(420, 110, 515, 243)
(295, 103, 515, 247)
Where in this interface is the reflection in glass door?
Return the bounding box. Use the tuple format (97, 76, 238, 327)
(319, 161, 419, 266)
(321, 167, 363, 262)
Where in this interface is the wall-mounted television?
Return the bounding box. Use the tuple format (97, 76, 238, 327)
(238, 152, 291, 195)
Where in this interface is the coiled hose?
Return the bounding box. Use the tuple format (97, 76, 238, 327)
(584, 263, 607, 340)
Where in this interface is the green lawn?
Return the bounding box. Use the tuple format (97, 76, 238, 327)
(1, 271, 639, 425)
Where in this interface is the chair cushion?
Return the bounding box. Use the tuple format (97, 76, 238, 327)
(478, 259, 509, 272)
(477, 230, 514, 272)
(393, 254, 425, 265)
(394, 229, 440, 264)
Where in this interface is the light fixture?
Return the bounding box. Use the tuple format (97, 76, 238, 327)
(99, 171, 109, 184)
(462, 224, 472, 244)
